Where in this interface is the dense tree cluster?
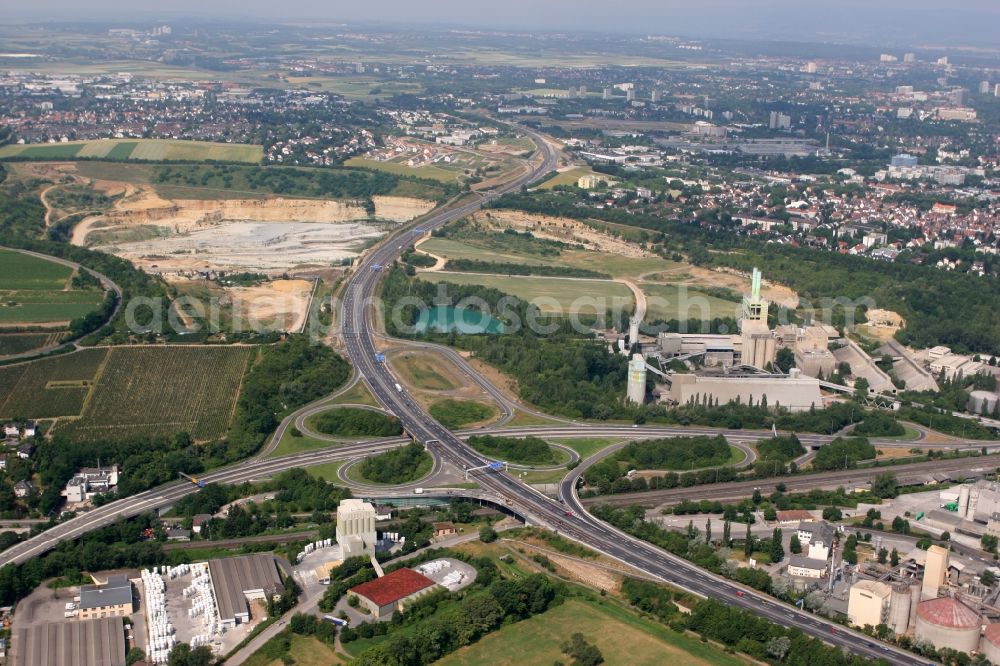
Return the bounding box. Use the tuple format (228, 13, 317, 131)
(351, 573, 561, 666)
(756, 435, 806, 462)
(561, 633, 604, 666)
(359, 442, 432, 484)
(621, 577, 679, 622)
(614, 435, 732, 471)
(853, 412, 905, 437)
(812, 437, 877, 471)
(687, 599, 885, 665)
(312, 408, 403, 438)
(225, 335, 351, 460)
(466, 435, 556, 465)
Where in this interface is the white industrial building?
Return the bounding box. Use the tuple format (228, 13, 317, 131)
(786, 556, 827, 579)
(848, 580, 892, 629)
(337, 499, 377, 558)
(847, 579, 918, 636)
(668, 370, 823, 412)
(62, 465, 120, 504)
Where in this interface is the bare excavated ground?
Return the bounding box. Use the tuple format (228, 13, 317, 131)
(472, 209, 655, 258)
(228, 279, 315, 333)
(73, 186, 434, 275)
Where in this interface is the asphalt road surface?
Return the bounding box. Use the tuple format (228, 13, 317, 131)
(0, 127, 954, 665)
(334, 126, 923, 665)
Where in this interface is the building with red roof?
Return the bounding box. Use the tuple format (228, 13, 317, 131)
(349, 567, 438, 618)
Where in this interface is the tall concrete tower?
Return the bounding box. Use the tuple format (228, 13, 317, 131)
(337, 499, 377, 558)
(740, 267, 769, 325)
(627, 354, 647, 404)
(628, 317, 640, 348)
(921, 545, 949, 600)
(740, 268, 776, 369)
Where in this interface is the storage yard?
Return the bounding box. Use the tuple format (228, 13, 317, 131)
(141, 554, 285, 663)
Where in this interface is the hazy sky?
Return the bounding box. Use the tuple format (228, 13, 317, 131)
(8, 0, 1000, 46)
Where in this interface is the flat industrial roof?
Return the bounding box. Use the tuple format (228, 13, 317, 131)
(79, 575, 132, 610)
(208, 553, 284, 623)
(14, 617, 125, 666)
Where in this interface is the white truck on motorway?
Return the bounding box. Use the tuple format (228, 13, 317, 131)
(395, 383, 403, 392)
(414, 488, 424, 494)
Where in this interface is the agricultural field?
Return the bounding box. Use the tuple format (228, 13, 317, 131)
(0, 249, 107, 353)
(0, 346, 253, 439)
(344, 157, 463, 184)
(0, 332, 65, 356)
(0, 349, 108, 419)
(0, 139, 264, 164)
(283, 76, 423, 100)
(0, 249, 106, 323)
(64, 346, 253, 441)
(436, 597, 745, 666)
(418, 237, 549, 267)
(0, 249, 74, 290)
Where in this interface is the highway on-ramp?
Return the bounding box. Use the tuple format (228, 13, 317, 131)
(336, 127, 921, 665)
(0, 127, 941, 665)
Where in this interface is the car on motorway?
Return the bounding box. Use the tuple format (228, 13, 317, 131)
(735, 590, 745, 597)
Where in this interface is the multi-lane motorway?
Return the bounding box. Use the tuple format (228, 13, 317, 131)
(0, 127, 944, 664)
(336, 127, 924, 664)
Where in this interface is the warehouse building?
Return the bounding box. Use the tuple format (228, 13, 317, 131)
(667, 370, 823, 412)
(349, 567, 438, 619)
(208, 553, 285, 628)
(14, 617, 125, 666)
(78, 575, 132, 620)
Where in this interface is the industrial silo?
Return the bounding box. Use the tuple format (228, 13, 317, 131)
(981, 623, 1000, 664)
(959, 485, 971, 518)
(627, 354, 647, 404)
(914, 597, 981, 654)
(888, 583, 913, 636)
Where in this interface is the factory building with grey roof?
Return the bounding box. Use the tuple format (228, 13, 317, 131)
(14, 617, 125, 666)
(208, 553, 284, 627)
